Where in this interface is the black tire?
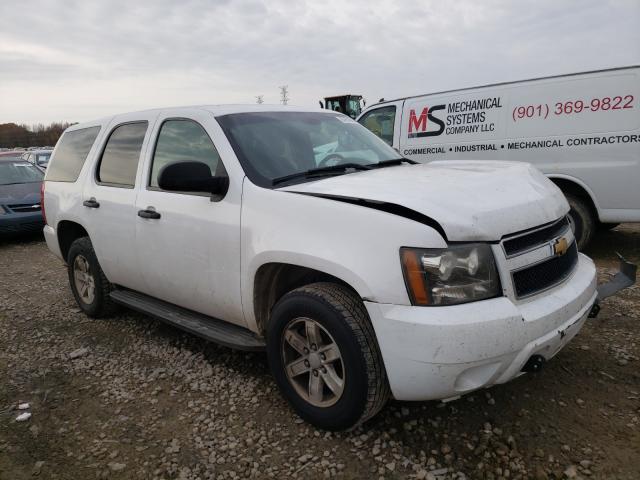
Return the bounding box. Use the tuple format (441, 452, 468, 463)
(67, 237, 118, 318)
(597, 222, 620, 232)
(565, 193, 595, 250)
(266, 282, 389, 430)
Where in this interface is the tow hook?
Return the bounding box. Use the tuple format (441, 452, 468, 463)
(521, 354, 546, 373)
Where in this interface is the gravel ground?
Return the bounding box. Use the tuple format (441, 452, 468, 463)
(1, 226, 639, 480)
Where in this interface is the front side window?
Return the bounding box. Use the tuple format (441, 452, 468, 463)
(150, 119, 224, 189)
(358, 106, 396, 146)
(46, 126, 101, 182)
(97, 122, 148, 187)
(0, 161, 44, 185)
(217, 112, 401, 187)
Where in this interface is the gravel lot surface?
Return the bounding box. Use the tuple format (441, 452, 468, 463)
(1, 226, 639, 480)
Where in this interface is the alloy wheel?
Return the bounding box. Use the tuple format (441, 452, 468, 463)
(281, 317, 345, 407)
(73, 255, 96, 304)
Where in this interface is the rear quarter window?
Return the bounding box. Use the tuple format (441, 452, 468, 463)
(46, 126, 101, 182)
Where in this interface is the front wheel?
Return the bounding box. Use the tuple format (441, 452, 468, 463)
(267, 283, 389, 430)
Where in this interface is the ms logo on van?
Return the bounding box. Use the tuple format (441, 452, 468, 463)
(407, 105, 445, 138)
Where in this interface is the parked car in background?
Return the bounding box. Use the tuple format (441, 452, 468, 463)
(357, 66, 640, 249)
(21, 149, 53, 170)
(0, 157, 45, 235)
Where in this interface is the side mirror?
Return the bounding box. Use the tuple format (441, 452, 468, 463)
(157, 161, 229, 202)
(318, 100, 324, 109)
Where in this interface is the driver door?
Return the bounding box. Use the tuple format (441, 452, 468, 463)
(134, 109, 244, 326)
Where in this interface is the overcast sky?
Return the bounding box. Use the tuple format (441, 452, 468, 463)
(1, 0, 639, 125)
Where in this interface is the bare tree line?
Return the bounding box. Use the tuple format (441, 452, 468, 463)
(0, 122, 75, 148)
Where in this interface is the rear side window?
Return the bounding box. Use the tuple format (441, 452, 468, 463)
(149, 119, 223, 188)
(45, 126, 101, 182)
(358, 106, 396, 145)
(97, 122, 148, 187)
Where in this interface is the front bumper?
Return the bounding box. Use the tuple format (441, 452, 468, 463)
(365, 253, 597, 401)
(0, 211, 44, 235)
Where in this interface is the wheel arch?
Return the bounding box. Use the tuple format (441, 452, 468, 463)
(547, 175, 601, 220)
(57, 220, 89, 263)
(252, 262, 362, 336)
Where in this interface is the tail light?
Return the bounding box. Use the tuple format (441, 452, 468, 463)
(40, 181, 47, 225)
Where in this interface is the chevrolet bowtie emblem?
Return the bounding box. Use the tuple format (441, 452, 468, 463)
(553, 237, 569, 256)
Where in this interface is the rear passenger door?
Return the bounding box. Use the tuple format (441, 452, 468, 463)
(82, 113, 158, 292)
(134, 109, 244, 326)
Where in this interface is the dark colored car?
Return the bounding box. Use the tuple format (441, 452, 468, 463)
(0, 158, 45, 236)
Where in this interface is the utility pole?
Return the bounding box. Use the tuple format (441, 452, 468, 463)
(255, 95, 264, 104)
(279, 85, 289, 105)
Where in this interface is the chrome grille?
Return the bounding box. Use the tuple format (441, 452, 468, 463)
(500, 217, 579, 299)
(503, 217, 569, 257)
(8, 203, 41, 213)
(512, 242, 578, 298)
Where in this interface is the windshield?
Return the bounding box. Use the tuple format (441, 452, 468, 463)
(217, 112, 401, 187)
(0, 161, 45, 185)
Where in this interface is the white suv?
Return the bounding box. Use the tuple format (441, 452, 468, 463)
(42, 105, 614, 430)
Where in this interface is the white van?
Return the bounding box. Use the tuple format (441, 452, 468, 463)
(357, 66, 640, 248)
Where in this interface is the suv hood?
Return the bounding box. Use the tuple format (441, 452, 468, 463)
(282, 161, 568, 241)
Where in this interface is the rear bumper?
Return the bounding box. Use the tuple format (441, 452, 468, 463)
(0, 212, 44, 235)
(365, 253, 597, 401)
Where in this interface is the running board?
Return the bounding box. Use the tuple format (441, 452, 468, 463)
(109, 289, 265, 351)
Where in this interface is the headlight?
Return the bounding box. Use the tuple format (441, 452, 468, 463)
(0, 205, 7, 215)
(400, 244, 501, 306)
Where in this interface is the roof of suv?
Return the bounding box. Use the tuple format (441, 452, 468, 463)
(67, 104, 327, 132)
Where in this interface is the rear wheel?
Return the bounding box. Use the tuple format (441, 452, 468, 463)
(67, 237, 118, 318)
(565, 193, 595, 250)
(266, 282, 389, 430)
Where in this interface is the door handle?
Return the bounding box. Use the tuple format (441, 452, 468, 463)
(138, 208, 161, 220)
(83, 197, 100, 208)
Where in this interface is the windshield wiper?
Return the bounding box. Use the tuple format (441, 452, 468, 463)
(272, 163, 372, 186)
(373, 157, 418, 168)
